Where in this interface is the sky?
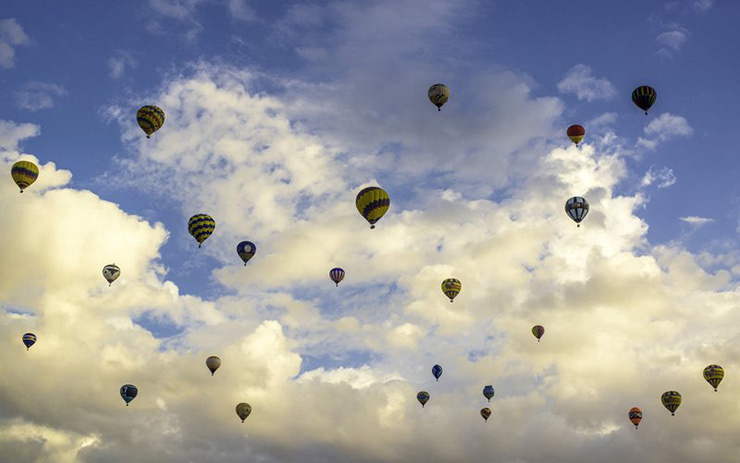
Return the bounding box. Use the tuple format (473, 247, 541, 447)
(1, 0, 740, 462)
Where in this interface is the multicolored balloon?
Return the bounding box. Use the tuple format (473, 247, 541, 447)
(566, 124, 585, 146)
(236, 241, 256, 266)
(565, 196, 589, 227)
(532, 325, 545, 342)
(11, 160, 39, 193)
(206, 356, 221, 376)
(428, 83, 450, 111)
(417, 391, 430, 408)
(432, 364, 443, 382)
(480, 407, 492, 422)
(329, 267, 345, 287)
(236, 402, 252, 423)
(136, 105, 165, 138)
(120, 384, 138, 406)
(703, 365, 724, 392)
(441, 278, 461, 302)
(661, 391, 681, 416)
(483, 385, 495, 402)
(102, 264, 120, 286)
(632, 86, 656, 115)
(356, 186, 390, 229)
(22, 333, 36, 351)
(629, 407, 642, 429)
(188, 214, 215, 248)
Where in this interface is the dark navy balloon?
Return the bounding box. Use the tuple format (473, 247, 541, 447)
(120, 384, 138, 406)
(329, 267, 345, 287)
(236, 241, 256, 266)
(483, 385, 495, 402)
(22, 333, 36, 351)
(432, 364, 443, 382)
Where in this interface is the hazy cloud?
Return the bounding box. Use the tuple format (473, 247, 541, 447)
(108, 50, 138, 79)
(641, 166, 677, 189)
(0, 18, 30, 68)
(657, 29, 688, 51)
(14, 82, 66, 111)
(557, 64, 617, 102)
(693, 0, 714, 11)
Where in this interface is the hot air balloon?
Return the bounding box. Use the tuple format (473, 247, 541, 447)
(432, 364, 443, 382)
(206, 356, 221, 376)
(188, 214, 215, 248)
(417, 391, 430, 408)
(632, 86, 656, 115)
(11, 160, 39, 193)
(629, 407, 642, 429)
(136, 105, 165, 138)
(532, 325, 545, 342)
(483, 385, 495, 402)
(661, 391, 681, 416)
(703, 365, 724, 392)
(480, 407, 492, 422)
(428, 84, 450, 111)
(102, 264, 120, 286)
(236, 402, 252, 423)
(565, 196, 589, 227)
(329, 268, 345, 287)
(441, 278, 461, 302)
(120, 384, 138, 406)
(236, 241, 256, 266)
(567, 124, 585, 147)
(22, 333, 36, 351)
(356, 186, 390, 229)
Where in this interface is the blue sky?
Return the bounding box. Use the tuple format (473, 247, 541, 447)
(2, 1, 740, 462)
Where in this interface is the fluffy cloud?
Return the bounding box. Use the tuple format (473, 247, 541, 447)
(637, 113, 693, 149)
(557, 64, 617, 102)
(14, 82, 67, 111)
(0, 18, 30, 68)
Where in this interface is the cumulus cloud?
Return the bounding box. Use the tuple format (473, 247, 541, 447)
(657, 29, 688, 51)
(637, 113, 693, 149)
(14, 82, 66, 111)
(0, 18, 30, 68)
(108, 50, 138, 79)
(641, 166, 677, 189)
(557, 64, 617, 102)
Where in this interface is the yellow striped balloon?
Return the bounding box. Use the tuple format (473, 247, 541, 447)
(441, 278, 461, 302)
(356, 186, 390, 229)
(660, 391, 681, 416)
(188, 214, 215, 248)
(11, 160, 39, 193)
(136, 105, 165, 138)
(703, 365, 724, 392)
(428, 83, 450, 111)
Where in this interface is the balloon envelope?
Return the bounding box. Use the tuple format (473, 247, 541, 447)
(236, 241, 256, 265)
(11, 160, 39, 193)
(567, 124, 585, 146)
(432, 364, 443, 381)
(428, 83, 450, 111)
(102, 264, 120, 286)
(356, 186, 390, 229)
(532, 325, 545, 341)
(629, 407, 642, 429)
(565, 196, 589, 226)
(483, 385, 495, 402)
(22, 332, 36, 351)
(136, 105, 165, 138)
(417, 391, 430, 408)
(188, 214, 215, 248)
(236, 402, 252, 422)
(703, 364, 724, 391)
(329, 268, 345, 286)
(120, 384, 138, 406)
(661, 391, 681, 415)
(441, 278, 461, 302)
(206, 356, 221, 376)
(480, 407, 492, 422)
(631, 86, 656, 115)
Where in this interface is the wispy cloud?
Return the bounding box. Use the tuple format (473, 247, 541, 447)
(637, 113, 693, 149)
(680, 216, 714, 225)
(0, 18, 30, 68)
(108, 50, 138, 79)
(14, 82, 66, 111)
(641, 166, 677, 189)
(656, 26, 689, 57)
(557, 64, 617, 102)
(693, 0, 714, 11)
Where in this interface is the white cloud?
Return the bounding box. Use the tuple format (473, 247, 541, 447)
(227, 0, 255, 21)
(680, 216, 714, 225)
(641, 166, 677, 189)
(0, 18, 30, 68)
(14, 82, 66, 111)
(108, 50, 138, 79)
(557, 64, 617, 102)
(637, 113, 693, 149)
(694, 0, 714, 11)
(657, 29, 688, 51)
